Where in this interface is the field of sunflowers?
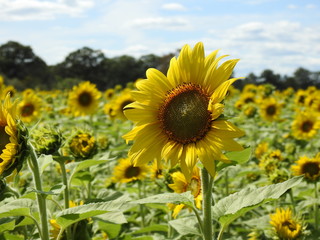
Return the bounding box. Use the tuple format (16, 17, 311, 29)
(0, 42, 320, 240)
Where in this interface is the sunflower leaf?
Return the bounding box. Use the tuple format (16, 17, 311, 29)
(132, 192, 194, 208)
(0, 198, 35, 218)
(212, 176, 303, 228)
(55, 194, 129, 229)
(217, 147, 252, 171)
(169, 216, 201, 236)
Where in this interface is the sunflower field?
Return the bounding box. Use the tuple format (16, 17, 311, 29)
(0, 42, 320, 240)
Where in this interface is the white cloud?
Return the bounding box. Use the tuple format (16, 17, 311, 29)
(306, 4, 317, 9)
(0, 0, 94, 21)
(129, 17, 189, 30)
(161, 3, 187, 11)
(287, 4, 297, 9)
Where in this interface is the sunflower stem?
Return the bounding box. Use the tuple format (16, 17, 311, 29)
(58, 160, 72, 240)
(315, 182, 319, 231)
(28, 143, 50, 240)
(138, 180, 145, 228)
(201, 167, 213, 240)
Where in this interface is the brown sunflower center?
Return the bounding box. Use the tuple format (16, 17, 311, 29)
(244, 97, 254, 103)
(0, 125, 10, 156)
(78, 92, 92, 106)
(158, 83, 211, 145)
(21, 103, 35, 117)
(121, 100, 133, 111)
(189, 177, 201, 197)
(302, 162, 320, 177)
(266, 105, 276, 116)
(124, 165, 141, 178)
(282, 220, 297, 232)
(301, 120, 313, 132)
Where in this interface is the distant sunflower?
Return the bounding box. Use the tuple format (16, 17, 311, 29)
(123, 42, 244, 179)
(110, 89, 134, 120)
(270, 208, 302, 239)
(291, 111, 320, 140)
(167, 167, 202, 218)
(291, 155, 320, 182)
(0, 96, 28, 177)
(104, 88, 115, 100)
(255, 142, 269, 159)
(112, 158, 148, 183)
(1, 85, 16, 100)
(68, 132, 97, 159)
(18, 93, 43, 123)
(68, 81, 101, 116)
(259, 97, 281, 121)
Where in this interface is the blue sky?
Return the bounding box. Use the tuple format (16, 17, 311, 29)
(1, 0, 319, 77)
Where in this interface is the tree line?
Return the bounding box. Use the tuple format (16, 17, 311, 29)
(0, 41, 319, 91)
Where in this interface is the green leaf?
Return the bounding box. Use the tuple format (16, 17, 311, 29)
(217, 147, 252, 171)
(68, 159, 109, 184)
(38, 154, 54, 175)
(94, 211, 127, 224)
(2, 232, 25, 240)
(98, 221, 121, 238)
(55, 195, 128, 229)
(132, 224, 168, 235)
(169, 216, 201, 236)
(0, 218, 16, 232)
(27, 184, 66, 196)
(133, 192, 194, 208)
(0, 199, 35, 218)
(212, 176, 303, 228)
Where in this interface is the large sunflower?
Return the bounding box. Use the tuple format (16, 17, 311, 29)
(0, 96, 27, 177)
(123, 42, 244, 179)
(291, 111, 320, 140)
(18, 93, 43, 123)
(68, 81, 101, 116)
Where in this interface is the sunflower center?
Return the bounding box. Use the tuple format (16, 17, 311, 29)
(81, 140, 88, 147)
(282, 220, 297, 232)
(301, 120, 313, 132)
(302, 162, 320, 177)
(0, 125, 10, 154)
(188, 177, 201, 197)
(158, 83, 211, 144)
(78, 92, 92, 106)
(266, 105, 276, 116)
(21, 103, 35, 117)
(121, 100, 133, 111)
(244, 97, 254, 103)
(124, 165, 141, 178)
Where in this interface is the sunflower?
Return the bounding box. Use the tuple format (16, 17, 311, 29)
(123, 42, 244, 179)
(1, 85, 16, 100)
(255, 142, 269, 159)
(291, 111, 320, 140)
(112, 158, 149, 183)
(0, 96, 28, 177)
(68, 132, 97, 159)
(291, 155, 320, 182)
(68, 81, 101, 116)
(17, 93, 43, 123)
(270, 208, 302, 239)
(259, 97, 281, 121)
(104, 88, 115, 100)
(168, 167, 202, 218)
(107, 89, 134, 120)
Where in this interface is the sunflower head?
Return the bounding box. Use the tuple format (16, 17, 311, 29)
(291, 111, 320, 140)
(67, 129, 97, 160)
(291, 155, 320, 182)
(123, 42, 244, 180)
(1, 85, 16, 100)
(0, 95, 29, 178)
(30, 124, 62, 155)
(259, 97, 281, 122)
(270, 208, 304, 240)
(18, 93, 43, 123)
(112, 158, 149, 183)
(68, 81, 101, 117)
(107, 89, 134, 120)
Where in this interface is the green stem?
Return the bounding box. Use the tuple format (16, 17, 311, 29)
(192, 207, 204, 235)
(58, 160, 72, 240)
(28, 143, 50, 240)
(315, 182, 319, 231)
(217, 225, 226, 240)
(201, 168, 213, 240)
(288, 189, 296, 215)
